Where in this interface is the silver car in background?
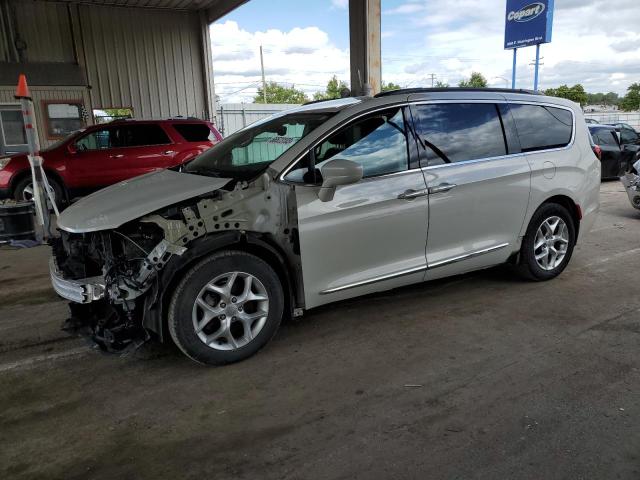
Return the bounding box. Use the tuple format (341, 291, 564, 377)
(50, 88, 600, 365)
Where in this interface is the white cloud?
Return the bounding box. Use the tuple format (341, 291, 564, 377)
(384, 3, 425, 15)
(210, 21, 349, 102)
(211, 1, 640, 102)
(381, 0, 640, 94)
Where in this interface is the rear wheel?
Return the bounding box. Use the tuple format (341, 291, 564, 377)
(517, 203, 576, 281)
(168, 250, 284, 365)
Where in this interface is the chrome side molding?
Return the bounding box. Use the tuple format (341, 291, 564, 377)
(428, 243, 510, 269)
(320, 243, 510, 295)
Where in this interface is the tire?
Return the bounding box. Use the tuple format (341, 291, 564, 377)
(168, 250, 284, 365)
(516, 203, 576, 281)
(13, 175, 65, 208)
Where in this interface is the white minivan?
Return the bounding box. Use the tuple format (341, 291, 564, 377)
(51, 88, 601, 364)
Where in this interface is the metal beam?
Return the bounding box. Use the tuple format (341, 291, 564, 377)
(205, 0, 248, 23)
(349, 0, 381, 96)
(200, 10, 216, 122)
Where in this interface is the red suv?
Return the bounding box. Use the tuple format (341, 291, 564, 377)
(0, 118, 222, 203)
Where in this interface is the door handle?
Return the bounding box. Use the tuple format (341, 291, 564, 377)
(428, 183, 457, 194)
(163, 150, 176, 155)
(397, 188, 429, 200)
(109, 154, 124, 159)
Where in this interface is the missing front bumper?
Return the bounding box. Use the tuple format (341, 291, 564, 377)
(621, 174, 640, 210)
(49, 257, 106, 303)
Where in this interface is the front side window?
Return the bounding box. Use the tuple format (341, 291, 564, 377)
(76, 128, 118, 150)
(510, 104, 573, 152)
(285, 107, 409, 183)
(185, 112, 332, 180)
(411, 103, 507, 167)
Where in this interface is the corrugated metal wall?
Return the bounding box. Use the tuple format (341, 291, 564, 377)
(13, 1, 75, 63)
(78, 4, 207, 120)
(0, 86, 93, 148)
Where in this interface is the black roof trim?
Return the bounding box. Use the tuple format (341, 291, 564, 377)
(374, 87, 544, 98)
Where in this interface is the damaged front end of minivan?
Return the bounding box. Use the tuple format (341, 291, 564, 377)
(620, 159, 640, 210)
(50, 169, 303, 353)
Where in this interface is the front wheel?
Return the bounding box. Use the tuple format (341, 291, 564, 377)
(168, 250, 284, 365)
(516, 203, 576, 281)
(13, 175, 65, 208)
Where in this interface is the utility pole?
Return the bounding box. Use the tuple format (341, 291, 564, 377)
(260, 45, 267, 103)
(428, 73, 436, 87)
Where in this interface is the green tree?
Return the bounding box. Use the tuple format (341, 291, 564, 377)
(434, 81, 450, 88)
(381, 81, 401, 92)
(586, 92, 620, 106)
(458, 72, 488, 88)
(254, 82, 309, 104)
(544, 84, 588, 106)
(620, 83, 640, 112)
(313, 75, 350, 101)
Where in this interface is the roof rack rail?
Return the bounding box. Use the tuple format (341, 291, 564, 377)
(374, 87, 543, 98)
(302, 98, 337, 106)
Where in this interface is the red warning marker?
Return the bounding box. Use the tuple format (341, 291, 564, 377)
(15, 74, 31, 100)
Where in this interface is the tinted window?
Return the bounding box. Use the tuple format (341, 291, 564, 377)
(123, 124, 170, 146)
(411, 103, 507, 166)
(76, 128, 117, 150)
(591, 129, 618, 147)
(510, 104, 573, 152)
(620, 128, 639, 145)
(285, 107, 408, 182)
(173, 123, 215, 142)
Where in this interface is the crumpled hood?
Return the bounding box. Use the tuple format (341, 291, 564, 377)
(57, 170, 232, 233)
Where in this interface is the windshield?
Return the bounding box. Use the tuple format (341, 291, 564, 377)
(185, 112, 332, 180)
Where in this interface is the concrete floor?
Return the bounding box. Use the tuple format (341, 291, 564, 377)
(1, 181, 640, 480)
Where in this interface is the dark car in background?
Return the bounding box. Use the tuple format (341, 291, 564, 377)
(607, 122, 640, 147)
(588, 124, 635, 179)
(0, 118, 222, 203)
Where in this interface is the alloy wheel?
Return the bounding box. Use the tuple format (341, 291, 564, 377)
(533, 216, 569, 271)
(192, 271, 269, 351)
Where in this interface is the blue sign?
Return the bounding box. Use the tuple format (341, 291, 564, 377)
(504, 0, 554, 49)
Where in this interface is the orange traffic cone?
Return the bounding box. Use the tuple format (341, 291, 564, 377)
(15, 74, 31, 99)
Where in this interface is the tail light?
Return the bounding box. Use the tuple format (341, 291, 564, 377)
(592, 144, 602, 161)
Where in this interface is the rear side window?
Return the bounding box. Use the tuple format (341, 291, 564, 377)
(510, 104, 573, 152)
(411, 103, 507, 166)
(122, 124, 171, 147)
(592, 129, 618, 147)
(173, 123, 215, 142)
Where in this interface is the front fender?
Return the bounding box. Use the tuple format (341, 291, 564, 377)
(142, 231, 299, 341)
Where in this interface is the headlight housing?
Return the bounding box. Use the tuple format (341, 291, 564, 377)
(0, 157, 11, 170)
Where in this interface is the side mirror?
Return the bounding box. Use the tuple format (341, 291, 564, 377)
(318, 158, 363, 202)
(67, 143, 78, 154)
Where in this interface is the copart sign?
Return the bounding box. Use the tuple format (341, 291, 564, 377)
(504, 0, 554, 49)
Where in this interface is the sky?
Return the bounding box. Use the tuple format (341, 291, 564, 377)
(210, 0, 640, 103)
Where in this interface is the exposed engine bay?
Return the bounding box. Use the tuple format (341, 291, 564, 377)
(50, 175, 302, 353)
